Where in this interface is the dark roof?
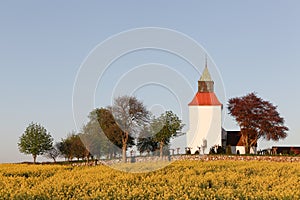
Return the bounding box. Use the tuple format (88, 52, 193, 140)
(226, 131, 258, 147)
(226, 131, 243, 146)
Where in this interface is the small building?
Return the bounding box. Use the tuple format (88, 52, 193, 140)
(271, 146, 300, 155)
(222, 129, 257, 154)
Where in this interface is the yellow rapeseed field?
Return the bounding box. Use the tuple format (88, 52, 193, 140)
(0, 160, 299, 199)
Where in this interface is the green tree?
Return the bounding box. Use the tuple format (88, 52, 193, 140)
(70, 134, 89, 160)
(96, 108, 124, 149)
(228, 92, 288, 154)
(82, 109, 121, 159)
(137, 125, 158, 156)
(18, 122, 53, 163)
(57, 138, 72, 161)
(81, 110, 104, 159)
(96, 106, 135, 162)
(152, 111, 184, 158)
(58, 133, 89, 161)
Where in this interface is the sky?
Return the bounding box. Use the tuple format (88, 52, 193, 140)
(1, 1, 300, 163)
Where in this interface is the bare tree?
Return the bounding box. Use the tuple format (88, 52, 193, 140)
(111, 96, 150, 163)
(44, 144, 60, 163)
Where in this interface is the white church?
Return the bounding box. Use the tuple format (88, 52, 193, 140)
(186, 64, 257, 155)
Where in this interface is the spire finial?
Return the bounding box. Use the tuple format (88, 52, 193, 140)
(199, 55, 212, 81)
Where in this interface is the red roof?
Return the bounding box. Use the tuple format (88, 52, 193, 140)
(188, 92, 222, 106)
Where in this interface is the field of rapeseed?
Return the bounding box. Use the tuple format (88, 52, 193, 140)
(0, 160, 299, 199)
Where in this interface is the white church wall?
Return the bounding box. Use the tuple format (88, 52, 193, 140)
(187, 105, 222, 154)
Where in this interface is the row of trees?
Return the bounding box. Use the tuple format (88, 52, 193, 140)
(18, 96, 185, 163)
(17, 123, 91, 163)
(81, 96, 184, 162)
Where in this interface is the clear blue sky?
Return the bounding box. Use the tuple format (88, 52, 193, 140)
(1, 1, 300, 163)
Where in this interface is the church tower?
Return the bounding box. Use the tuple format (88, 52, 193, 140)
(186, 61, 222, 154)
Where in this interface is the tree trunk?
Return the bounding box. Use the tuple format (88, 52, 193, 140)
(33, 154, 37, 164)
(249, 138, 258, 154)
(244, 134, 250, 154)
(245, 145, 250, 154)
(122, 132, 129, 163)
(122, 144, 127, 163)
(160, 141, 164, 159)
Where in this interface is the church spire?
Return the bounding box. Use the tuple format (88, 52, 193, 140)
(198, 57, 214, 92)
(199, 66, 212, 81)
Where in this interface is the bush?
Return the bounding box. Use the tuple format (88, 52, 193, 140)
(209, 145, 225, 154)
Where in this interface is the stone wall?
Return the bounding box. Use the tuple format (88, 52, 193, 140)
(71, 155, 300, 166)
(172, 155, 300, 162)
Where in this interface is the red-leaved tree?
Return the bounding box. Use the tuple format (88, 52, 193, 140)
(227, 92, 288, 153)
